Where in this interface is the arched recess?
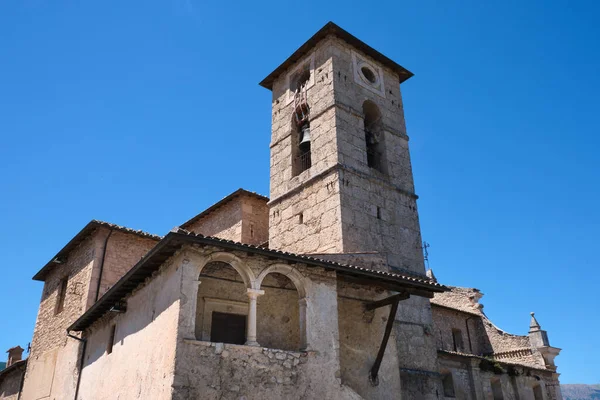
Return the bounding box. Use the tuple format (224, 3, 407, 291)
(256, 264, 308, 350)
(199, 252, 256, 288)
(194, 253, 256, 344)
(362, 100, 387, 174)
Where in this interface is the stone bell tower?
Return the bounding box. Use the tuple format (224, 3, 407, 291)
(260, 22, 425, 276)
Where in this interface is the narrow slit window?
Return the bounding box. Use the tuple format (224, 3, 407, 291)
(442, 372, 456, 398)
(452, 328, 465, 352)
(55, 277, 68, 315)
(298, 213, 304, 224)
(376, 207, 382, 220)
(107, 325, 116, 354)
(491, 378, 503, 400)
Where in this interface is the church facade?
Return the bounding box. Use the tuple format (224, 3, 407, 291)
(1, 22, 562, 400)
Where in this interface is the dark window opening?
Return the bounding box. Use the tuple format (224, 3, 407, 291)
(452, 328, 465, 353)
(533, 384, 544, 400)
(298, 213, 304, 224)
(107, 325, 116, 354)
(442, 372, 456, 398)
(363, 101, 386, 174)
(292, 120, 311, 176)
(291, 68, 311, 93)
(361, 66, 377, 84)
(376, 207, 382, 220)
(210, 312, 246, 345)
(491, 379, 504, 400)
(55, 277, 68, 315)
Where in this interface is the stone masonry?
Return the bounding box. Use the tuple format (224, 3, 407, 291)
(10, 22, 561, 400)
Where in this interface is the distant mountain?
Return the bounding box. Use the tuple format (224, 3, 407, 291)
(0, 361, 5, 370)
(561, 384, 600, 400)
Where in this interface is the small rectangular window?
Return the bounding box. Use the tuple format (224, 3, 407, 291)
(452, 328, 465, 353)
(107, 325, 116, 354)
(442, 372, 456, 398)
(210, 312, 246, 345)
(491, 378, 504, 400)
(298, 213, 304, 224)
(55, 277, 68, 315)
(376, 207, 382, 220)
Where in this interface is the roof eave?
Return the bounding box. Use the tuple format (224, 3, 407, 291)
(69, 230, 446, 332)
(259, 21, 414, 90)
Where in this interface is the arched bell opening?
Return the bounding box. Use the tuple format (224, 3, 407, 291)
(195, 261, 249, 345)
(291, 71, 311, 177)
(362, 100, 387, 174)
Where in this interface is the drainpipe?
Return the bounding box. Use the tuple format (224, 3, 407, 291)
(16, 363, 25, 400)
(67, 331, 87, 400)
(94, 229, 114, 302)
(465, 316, 474, 353)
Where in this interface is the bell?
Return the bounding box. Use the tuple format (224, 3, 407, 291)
(299, 125, 311, 145)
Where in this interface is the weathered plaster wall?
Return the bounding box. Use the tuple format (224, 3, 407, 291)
(97, 229, 159, 299)
(337, 280, 402, 399)
(22, 233, 97, 400)
(77, 251, 182, 400)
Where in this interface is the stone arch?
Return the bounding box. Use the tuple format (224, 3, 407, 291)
(256, 263, 307, 298)
(256, 263, 308, 350)
(199, 252, 256, 288)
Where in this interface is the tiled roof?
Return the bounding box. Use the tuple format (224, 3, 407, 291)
(438, 350, 548, 372)
(0, 359, 27, 382)
(180, 188, 269, 230)
(171, 228, 447, 290)
(68, 227, 447, 332)
(259, 22, 413, 90)
(32, 220, 161, 281)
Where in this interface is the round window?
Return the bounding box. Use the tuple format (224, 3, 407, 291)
(361, 66, 377, 84)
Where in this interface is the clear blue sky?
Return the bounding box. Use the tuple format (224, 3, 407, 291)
(0, 0, 598, 385)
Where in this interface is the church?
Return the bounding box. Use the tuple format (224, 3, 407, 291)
(0, 22, 562, 400)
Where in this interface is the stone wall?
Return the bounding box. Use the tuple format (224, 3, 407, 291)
(172, 341, 361, 400)
(240, 195, 269, 245)
(96, 228, 159, 299)
(186, 194, 269, 246)
(77, 250, 182, 400)
(438, 352, 562, 400)
(22, 233, 98, 400)
(174, 246, 366, 400)
(432, 305, 493, 356)
(186, 198, 243, 240)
